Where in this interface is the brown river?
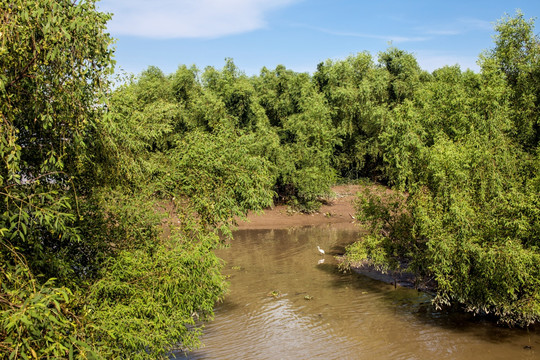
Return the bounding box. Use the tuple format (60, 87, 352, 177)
(172, 226, 539, 359)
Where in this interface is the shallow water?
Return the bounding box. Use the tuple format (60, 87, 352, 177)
(172, 227, 539, 359)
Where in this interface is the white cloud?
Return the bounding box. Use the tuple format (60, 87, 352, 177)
(458, 17, 493, 31)
(321, 29, 430, 43)
(293, 24, 430, 43)
(417, 17, 493, 37)
(98, 0, 298, 38)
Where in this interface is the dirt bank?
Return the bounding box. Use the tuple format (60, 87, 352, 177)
(235, 184, 361, 230)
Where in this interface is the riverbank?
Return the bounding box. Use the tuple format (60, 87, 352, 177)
(236, 184, 360, 230)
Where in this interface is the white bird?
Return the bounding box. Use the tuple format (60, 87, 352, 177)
(317, 246, 325, 255)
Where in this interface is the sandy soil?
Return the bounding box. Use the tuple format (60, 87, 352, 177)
(235, 184, 361, 230)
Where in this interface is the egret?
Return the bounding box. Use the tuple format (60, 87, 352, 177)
(317, 246, 325, 255)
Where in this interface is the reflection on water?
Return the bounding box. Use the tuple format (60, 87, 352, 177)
(172, 227, 539, 360)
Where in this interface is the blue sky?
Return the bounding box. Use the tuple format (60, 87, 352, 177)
(97, 0, 540, 77)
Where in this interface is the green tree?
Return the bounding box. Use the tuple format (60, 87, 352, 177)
(0, 2, 275, 357)
(278, 82, 338, 210)
(490, 11, 540, 150)
(346, 14, 540, 326)
(201, 59, 269, 131)
(91, 64, 276, 356)
(1, 0, 114, 357)
(314, 53, 389, 178)
(378, 47, 424, 105)
(251, 65, 339, 209)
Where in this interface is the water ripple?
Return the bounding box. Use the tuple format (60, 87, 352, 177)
(172, 228, 540, 360)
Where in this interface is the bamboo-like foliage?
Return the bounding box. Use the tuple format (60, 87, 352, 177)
(346, 12, 540, 326)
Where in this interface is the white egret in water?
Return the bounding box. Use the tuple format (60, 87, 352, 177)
(317, 246, 325, 255)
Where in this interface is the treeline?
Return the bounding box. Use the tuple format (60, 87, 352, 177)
(1, 0, 539, 358)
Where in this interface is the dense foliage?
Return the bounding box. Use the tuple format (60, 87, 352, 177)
(345, 12, 540, 326)
(0, 1, 271, 358)
(1, 1, 539, 358)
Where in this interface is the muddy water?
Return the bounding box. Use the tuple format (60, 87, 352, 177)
(172, 227, 539, 359)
